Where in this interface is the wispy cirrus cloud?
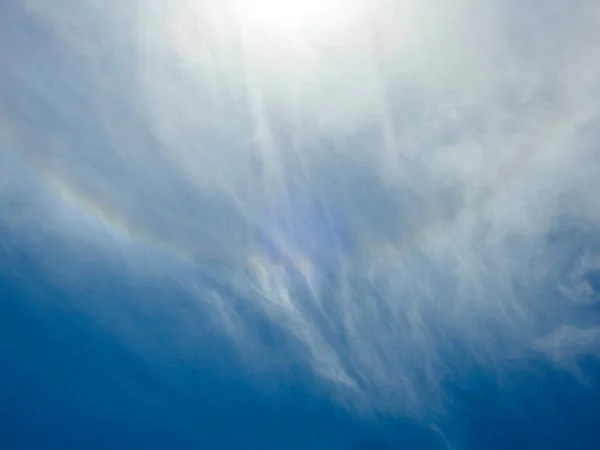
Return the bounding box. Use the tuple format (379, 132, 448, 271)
(1, 0, 600, 417)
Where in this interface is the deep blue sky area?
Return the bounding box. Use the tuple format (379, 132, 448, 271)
(0, 238, 437, 450)
(2, 236, 600, 450)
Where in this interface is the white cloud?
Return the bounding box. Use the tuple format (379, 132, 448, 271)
(2, 0, 600, 416)
(535, 325, 600, 364)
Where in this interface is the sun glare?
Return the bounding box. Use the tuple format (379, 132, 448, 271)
(232, 0, 358, 36)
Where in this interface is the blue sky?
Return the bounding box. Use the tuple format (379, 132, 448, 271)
(1, 0, 600, 448)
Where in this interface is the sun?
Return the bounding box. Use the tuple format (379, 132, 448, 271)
(232, 0, 359, 36)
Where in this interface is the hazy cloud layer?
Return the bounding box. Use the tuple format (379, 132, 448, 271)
(2, 0, 600, 415)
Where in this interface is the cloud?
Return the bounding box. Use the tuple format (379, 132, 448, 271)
(2, 0, 600, 416)
(535, 325, 600, 357)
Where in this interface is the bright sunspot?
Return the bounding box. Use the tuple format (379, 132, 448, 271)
(232, 0, 359, 35)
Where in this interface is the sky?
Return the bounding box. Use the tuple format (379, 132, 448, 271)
(1, 0, 600, 448)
